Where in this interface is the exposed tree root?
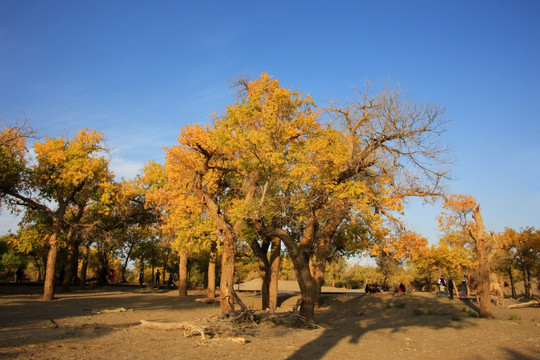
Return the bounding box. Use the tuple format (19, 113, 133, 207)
(223, 288, 319, 329)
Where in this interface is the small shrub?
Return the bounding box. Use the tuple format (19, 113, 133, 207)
(509, 314, 521, 321)
(413, 309, 424, 316)
(460, 307, 467, 312)
(468, 310, 479, 318)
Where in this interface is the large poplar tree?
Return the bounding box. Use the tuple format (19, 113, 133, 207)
(0, 125, 111, 300)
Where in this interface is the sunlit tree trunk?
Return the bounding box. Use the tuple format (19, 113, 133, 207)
(43, 233, 58, 300)
(472, 206, 492, 319)
(220, 231, 235, 312)
(178, 249, 189, 296)
(206, 241, 217, 300)
(268, 237, 281, 310)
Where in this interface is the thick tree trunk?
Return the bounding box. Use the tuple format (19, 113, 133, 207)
(473, 207, 492, 319)
(207, 241, 217, 300)
(311, 214, 342, 307)
(62, 238, 78, 291)
(249, 238, 271, 309)
(291, 250, 316, 322)
(43, 233, 58, 300)
(178, 249, 189, 296)
(220, 232, 236, 312)
(268, 237, 281, 310)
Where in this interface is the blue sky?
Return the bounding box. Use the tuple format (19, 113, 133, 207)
(1, 1, 539, 243)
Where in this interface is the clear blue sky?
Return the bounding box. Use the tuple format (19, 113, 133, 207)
(1, 1, 539, 243)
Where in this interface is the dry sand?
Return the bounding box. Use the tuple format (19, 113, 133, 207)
(0, 284, 538, 360)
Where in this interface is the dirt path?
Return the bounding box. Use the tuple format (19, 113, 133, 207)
(0, 285, 538, 359)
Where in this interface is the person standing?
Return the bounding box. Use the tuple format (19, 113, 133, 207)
(155, 269, 161, 286)
(16, 265, 23, 284)
(438, 275, 446, 295)
(447, 277, 455, 300)
(139, 270, 144, 286)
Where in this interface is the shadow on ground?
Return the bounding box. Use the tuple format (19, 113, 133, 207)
(0, 285, 219, 348)
(286, 293, 473, 360)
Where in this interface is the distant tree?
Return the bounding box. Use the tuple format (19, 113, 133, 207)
(369, 231, 428, 290)
(438, 194, 493, 318)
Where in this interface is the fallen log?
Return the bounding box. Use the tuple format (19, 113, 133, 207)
(137, 320, 208, 340)
(507, 300, 539, 309)
(92, 307, 131, 314)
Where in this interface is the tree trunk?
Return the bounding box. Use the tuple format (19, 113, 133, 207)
(249, 238, 271, 310)
(268, 237, 281, 310)
(121, 244, 134, 283)
(525, 269, 532, 298)
(80, 243, 90, 289)
(310, 214, 342, 307)
(291, 249, 316, 322)
(220, 232, 236, 312)
(43, 233, 58, 300)
(62, 238, 78, 291)
(178, 249, 189, 296)
(207, 241, 217, 300)
(98, 245, 109, 285)
(508, 268, 516, 298)
(472, 206, 492, 319)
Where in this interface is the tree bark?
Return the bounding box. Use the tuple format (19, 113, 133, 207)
(178, 249, 189, 296)
(254, 222, 317, 323)
(249, 238, 271, 309)
(525, 269, 532, 298)
(62, 235, 78, 291)
(207, 241, 217, 300)
(291, 248, 317, 322)
(310, 214, 342, 307)
(268, 237, 281, 310)
(80, 243, 90, 289)
(220, 231, 236, 312)
(508, 268, 516, 298)
(43, 233, 58, 300)
(472, 206, 492, 319)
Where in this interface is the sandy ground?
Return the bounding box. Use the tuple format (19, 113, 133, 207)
(0, 284, 538, 360)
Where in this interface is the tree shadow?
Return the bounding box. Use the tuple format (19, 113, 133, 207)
(503, 348, 539, 360)
(286, 293, 473, 360)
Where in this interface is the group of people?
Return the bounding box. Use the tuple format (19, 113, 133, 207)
(438, 275, 469, 300)
(364, 282, 406, 294)
(364, 283, 382, 293)
(139, 269, 176, 288)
